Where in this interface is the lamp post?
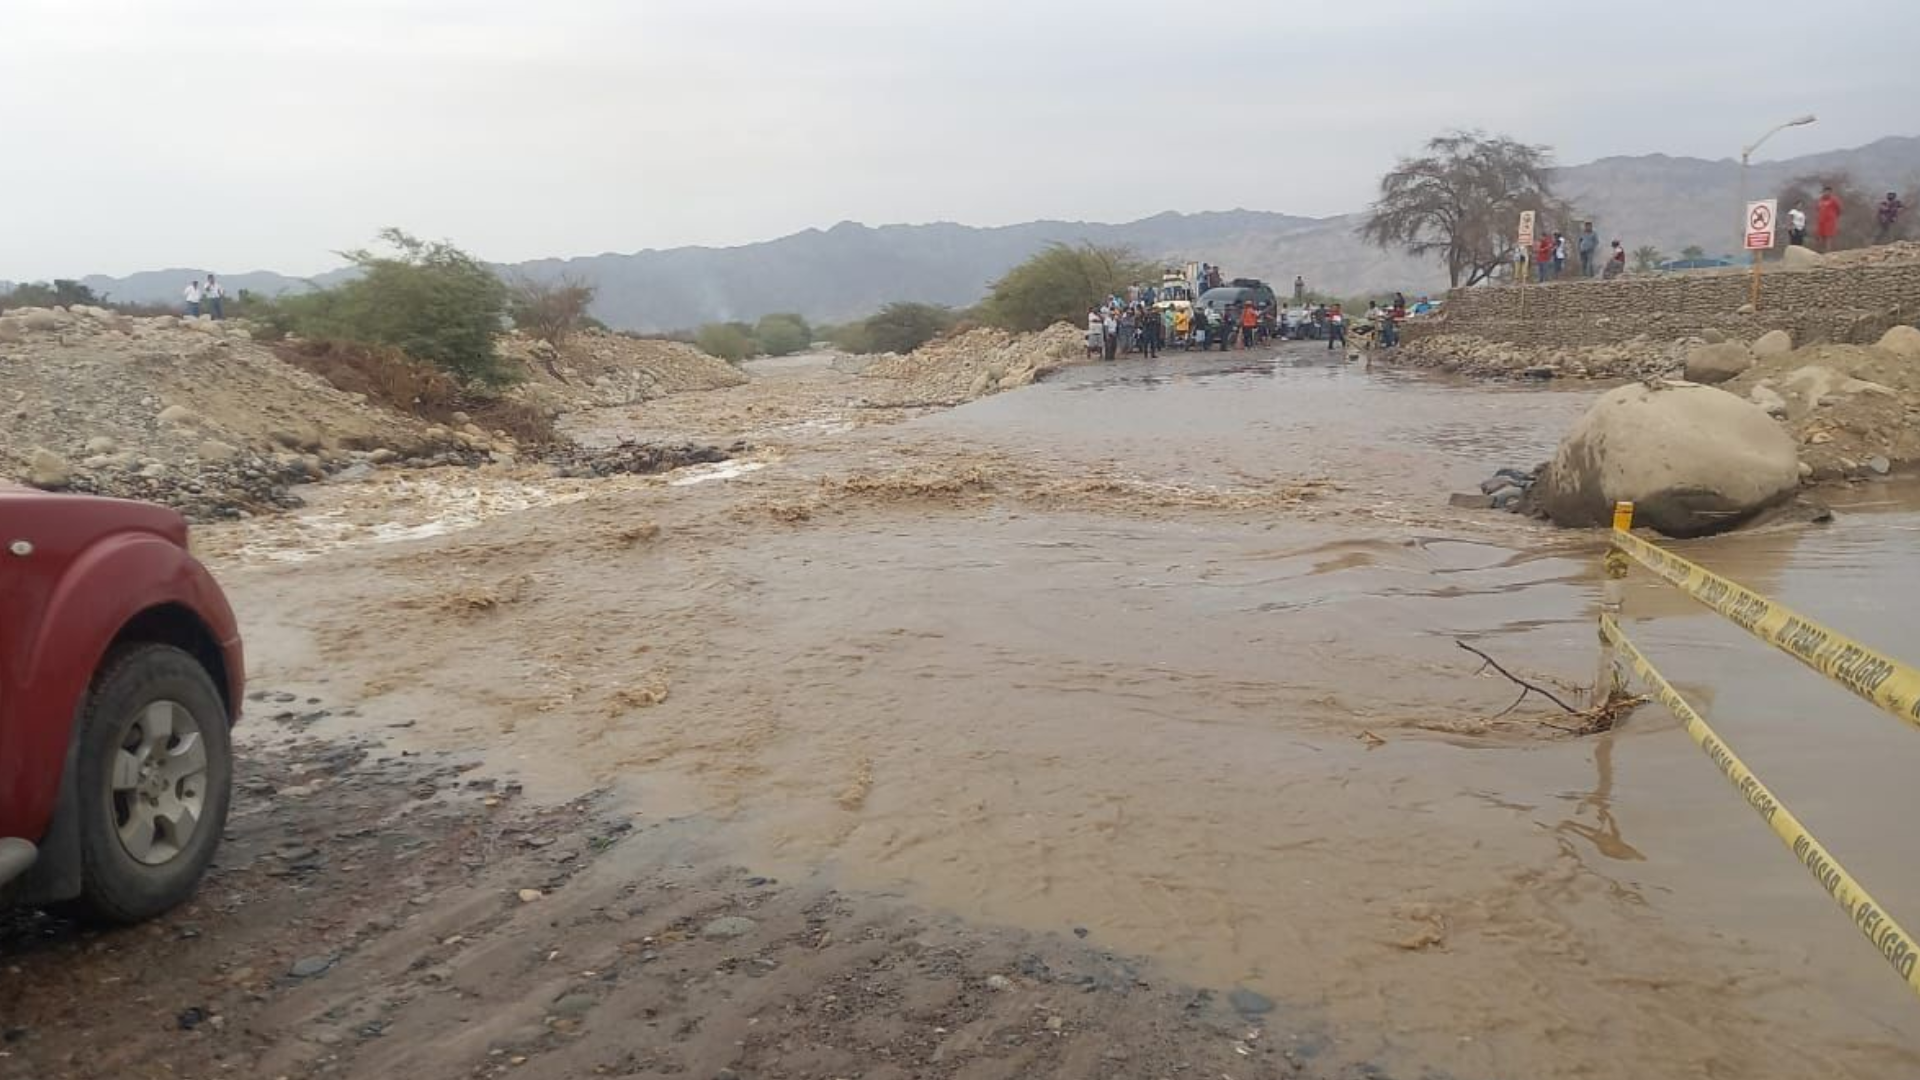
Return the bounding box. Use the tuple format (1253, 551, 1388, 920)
(1739, 114, 1817, 250)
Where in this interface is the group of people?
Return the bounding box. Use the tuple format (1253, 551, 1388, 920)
(1085, 293, 1266, 359)
(1785, 187, 1905, 250)
(182, 275, 226, 319)
(1529, 222, 1626, 281)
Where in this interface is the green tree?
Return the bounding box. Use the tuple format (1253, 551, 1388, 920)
(277, 229, 511, 384)
(753, 312, 812, 356)
(1631, 245, 1663, 273)
(1678, 245, 1707, 261)
(695, 322, 755, 362)
(982, 243, 1151, 332)
(0, 279, 103, 311)
(509, 273, 597, 349)
(861, 302, 955, 353)
(1360, 130, 1574, 287)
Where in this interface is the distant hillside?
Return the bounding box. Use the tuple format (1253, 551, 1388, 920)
(52, 135, 1920, 331)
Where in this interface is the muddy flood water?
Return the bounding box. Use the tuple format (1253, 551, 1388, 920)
(207, 346, 1920, 1079)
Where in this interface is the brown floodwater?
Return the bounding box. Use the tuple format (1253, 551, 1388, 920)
(225, 346, 1920, 1079)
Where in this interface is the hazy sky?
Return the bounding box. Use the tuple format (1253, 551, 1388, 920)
(2, 0, 1913, 279)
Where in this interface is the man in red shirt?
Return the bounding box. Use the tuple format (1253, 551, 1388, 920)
(1815, 186, 1844, 252)
(1535, 234, 1555, 281)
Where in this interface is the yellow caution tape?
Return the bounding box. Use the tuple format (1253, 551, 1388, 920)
(1611, 528, 1920, 733)
(1601, 614, 1920, 999)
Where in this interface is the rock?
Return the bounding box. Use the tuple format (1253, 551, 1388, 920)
(1782, 245, 1824, 269)
(368, 448, 401, 465)
(1448, 492, 1495, 510)
(18, 309, 65, 332)
(0, 319, 22, 344)
(156, 404, 199, 427)
(517, 888, 543, 903)
(549, 994, 596, 1018)
(1534, 382, 1802, 538)
(84, 436, 117, 455)
(1752, 329, 1793, 359)
(1799, 461, 1814, 479)
(1748, 384, 1790, 418)
(1228, 988, 1276, 1016)
(1489, 485, 1525, 509)
(986, 975, 1014, 992)
(1699, 328, 1729, 345)
(967, 370, 995, 398)
(1683, 342, 1754, 385)
(196, 440, 239, 463)
(450, 411, 472, 426)
(1870, 455, 1892, 475)
(1736, 303, 1756, 315)
(26, 448, 71, 490)
(700, 916, 758, 941)
(1878, 325, 1920, 361)
(288, 955, 335, 978)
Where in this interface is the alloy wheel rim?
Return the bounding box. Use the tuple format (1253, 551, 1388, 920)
(108, 700, 209, 866)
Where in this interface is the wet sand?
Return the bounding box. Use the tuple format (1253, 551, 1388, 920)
(14, 344, 1920, 1079)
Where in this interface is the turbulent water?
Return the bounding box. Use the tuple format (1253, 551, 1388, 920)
(217, 344, 1920, 1079)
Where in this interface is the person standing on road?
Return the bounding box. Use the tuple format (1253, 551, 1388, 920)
(1815, 186, 1843, 252)
(1326, 304, 1346, 351)
(1239, 300, 1259, 349)
(1876, 192, 1906, 244)
(1173, 304, 1192, 348)
(1101, 307, 1119, 362)
(1087, 307, 1104, 359)
(203, 274, 225, 320)
(182, 279, 202, 318)
(1787, 201, 1809, 247)
(1577, 223, 1599, 277)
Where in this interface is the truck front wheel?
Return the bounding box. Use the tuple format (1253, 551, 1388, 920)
(72, 643, 233, 923)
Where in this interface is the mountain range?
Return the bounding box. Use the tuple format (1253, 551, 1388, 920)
(23, 136, 1920, 332)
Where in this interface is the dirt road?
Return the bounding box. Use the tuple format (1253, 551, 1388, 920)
(7, 345, 1920, 1079)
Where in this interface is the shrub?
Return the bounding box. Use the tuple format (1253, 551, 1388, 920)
(508, 273, 597, 348)
(754, 312, 812, 356)
(859, 302, 956, 353)
(695, 322, 755, 362)
(272, 228, 512, 385)
(275, 339, 556, 445)
(981, 243, 1154, 332)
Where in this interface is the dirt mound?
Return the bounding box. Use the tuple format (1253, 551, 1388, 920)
(498, 330, 747, 412)
(1822, 240, 1920, 268)
(1724, 341, 1920, 479)
(861, 323, 1087, 403)
(276, 339, 557, 447)
(0, 306, 459, 518)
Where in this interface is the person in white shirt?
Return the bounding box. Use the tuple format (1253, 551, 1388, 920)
(204, 275, 225, 320)
(183, 280, 202, 318)
(1788, 203, 1809, 247)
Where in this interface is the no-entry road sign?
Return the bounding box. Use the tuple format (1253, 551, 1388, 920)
(1518, 210, 1536, 247)
(1746, 199, 1778, 251)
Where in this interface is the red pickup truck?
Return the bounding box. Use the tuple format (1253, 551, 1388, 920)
(0, 487, 242, 921)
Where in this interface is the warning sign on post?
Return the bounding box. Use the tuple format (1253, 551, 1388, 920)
(1518, 210, 1536, 247)
(1746, 199, 1778, 251)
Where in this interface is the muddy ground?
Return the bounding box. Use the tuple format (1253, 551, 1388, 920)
(6, 344, 1920, 1080)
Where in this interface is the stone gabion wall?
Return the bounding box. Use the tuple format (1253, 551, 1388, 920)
(1404, 262, 1920, 348)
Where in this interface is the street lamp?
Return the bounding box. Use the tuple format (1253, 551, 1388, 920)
(1740, 114, 1817, 250)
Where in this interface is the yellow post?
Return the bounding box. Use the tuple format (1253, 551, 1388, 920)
(1595, 501, 1636, 706)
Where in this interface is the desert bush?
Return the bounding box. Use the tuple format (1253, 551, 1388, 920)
(981, 243, 1153, 332)
(860, 302, 956, 353)
(270, 229, 512, 385)
(695, 322, 756, 362)
(275, 339, 556, 445)
(754, 312, 812, 356)
(509, 273, 597, 348)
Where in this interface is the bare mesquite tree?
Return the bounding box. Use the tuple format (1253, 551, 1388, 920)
(508, 273, 598, 348)
(1360, 131, 1573, 287)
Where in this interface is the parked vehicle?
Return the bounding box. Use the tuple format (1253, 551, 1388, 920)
(0, 488, 243, 921)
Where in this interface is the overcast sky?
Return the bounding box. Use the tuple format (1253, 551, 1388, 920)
(2, 0, 1913, 279)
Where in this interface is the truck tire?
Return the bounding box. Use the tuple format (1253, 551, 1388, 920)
(72, 643, 233, 923)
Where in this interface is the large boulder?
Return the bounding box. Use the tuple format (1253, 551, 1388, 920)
(1878, 324, 1920, 361)
(1684, 341, 1754, 384)
(1535, 382, 1802, 537)
(1782, 245, 1824, 269)
(1752, 329, 1794, 358)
